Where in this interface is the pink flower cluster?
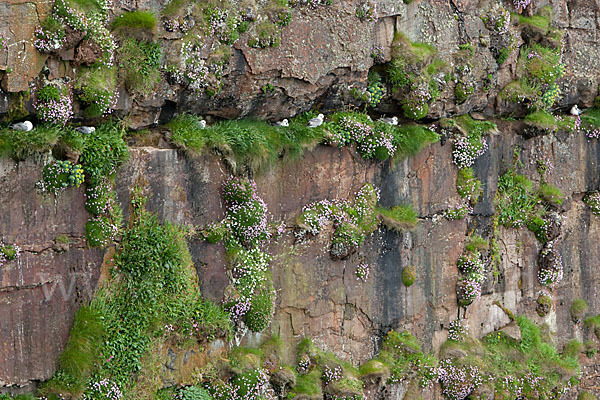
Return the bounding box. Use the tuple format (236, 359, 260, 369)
(437, 359, 483, 400)
(163, 18, 192, 33)
(575, 115, 600, 139)
(322, 365, 343, 384)
(538, 242, 563, 287)
(33, 83, 73, 126)
(0, 33, 7, 51)
(0, 242, 22, 268)
(513, 0, 531, 10)
(84, 378, 122, 400)
(444, 201, 473, 220)
(297, 357, 310, 373)
(452, 136, 488, 168)
(207, 8, 239, 44)
(457, 251, 486, 282)
(301, 199, 339, 235)
(457, 279, 482, 306)
(227, 297, 252, 322)
(357, 124, 396, 160)
(448, 319, 468, 342)
(336, 117, 374, 145)
(222, 177, 270, 247)
(34, 26, 66, 53)
(584, 191, 600, 215)
(536, 158, 554, 177)
(355, 263, 370, 282)
(289, 0, 331, 9)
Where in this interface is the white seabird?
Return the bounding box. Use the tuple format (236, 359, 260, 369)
(275, 119, 289, 127)
(10, 121, 33, 132)
(76, 126, 96, 134)
(570, 105, 583, 116)
(307, 114, 324, 128)
(379, 116, 398, 125)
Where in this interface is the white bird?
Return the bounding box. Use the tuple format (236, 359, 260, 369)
(275, 119, 289, 127)
(76, 126, 95, 134)
(307, 113, 324, 128)
(197, 119, 207, 129)
(570, 105, 583, 116)
(379, 116, 398, 125)
(10, 121, 33, 132)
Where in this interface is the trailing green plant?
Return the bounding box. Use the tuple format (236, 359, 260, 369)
(42, 187, 231, 399)
(78, 122, 128, 246)
(456, 168, 483, 203)
(496, 170, 540, 228)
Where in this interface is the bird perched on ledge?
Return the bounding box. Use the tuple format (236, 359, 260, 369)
(379, 116, 398, 125)
(76, 126, 96, 134)
(570, 105, 584, 116)
(275, 119, 289, 127)
(10, 121, 33, 132)
(307, 114, 324, 128)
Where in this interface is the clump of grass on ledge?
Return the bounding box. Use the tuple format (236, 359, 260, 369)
(581, 108, 600, 128)
(168, 112, 440, 174)
(516, 6, 552, 31)
(392, 124, 440, 160)
(538, 182, 564, 206)
(112, 10, 157, 32)
(377, 205, 418, 232)
(168, 113, 326, 174)
(0, 124, 62, 160)
(39, 305, 105, 398)
(465, 234, 488, 252)
(524, 110, 572, 132)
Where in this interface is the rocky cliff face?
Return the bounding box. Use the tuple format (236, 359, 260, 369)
(2, 120, 600, 396)
(0, 0, 599, 126)
(2, 0, 600, 398)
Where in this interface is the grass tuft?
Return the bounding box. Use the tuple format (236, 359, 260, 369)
(377, 205, 418, 232)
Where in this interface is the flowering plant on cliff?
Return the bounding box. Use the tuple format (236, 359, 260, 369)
(83, 378, 123, 400)
(584, 192, 600, 216)
(457, 251, 486, 282)
(34, 20, 66, 53)
(452, 135, 488, 169)
(457, 278, 482, 306)
(0, 241, 22, 268)
(222, 177, 270, 247)
(0, 33, 7, 51)
(444, 200, 473, 220)
(538, 242, 563, 287)
(40, 160, 84, 195)
(355, 263, 370, 282)
(357, 122, 396, 160)
(448, 319, 469, 342)
(169, 40, 224, 97)
(33, 81, 73, 126)
(437, 359, 483, 400)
